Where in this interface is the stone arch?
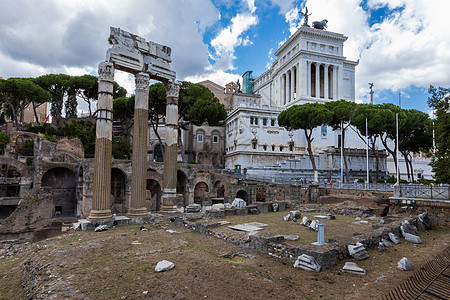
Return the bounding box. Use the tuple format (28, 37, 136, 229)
(236, 189, 248, 202)
(41, 167, 77, 217)
(0, 157, 29, 179)
(146, 179, 161, 212)
(213, 180, 226, 198)
(153, 144, 164, 162)
(111, 168, 127, 214)
(194, 181, 208, 204)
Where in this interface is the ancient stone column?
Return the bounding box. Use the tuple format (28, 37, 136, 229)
(333, 65, 339, 100)
(291, 67, 295, 101)
(307, 61, 311, 97)
(127, 72, 150, 218)
(161, 81, 180, 212)
(87, 62, 114, 221)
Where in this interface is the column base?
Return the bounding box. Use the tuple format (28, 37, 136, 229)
(87, 209, 112, 221)
(126, 207, 148, 218)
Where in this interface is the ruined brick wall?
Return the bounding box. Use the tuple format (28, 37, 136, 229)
(56, 139, 84, 160)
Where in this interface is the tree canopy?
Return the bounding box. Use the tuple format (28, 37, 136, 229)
(427, 86, 450, 183)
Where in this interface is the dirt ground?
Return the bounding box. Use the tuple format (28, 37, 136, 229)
(1, 213, 449, 300)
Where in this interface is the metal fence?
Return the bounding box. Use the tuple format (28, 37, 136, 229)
(399, 184, 449, 200)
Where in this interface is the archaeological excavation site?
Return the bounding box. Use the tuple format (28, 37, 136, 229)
(0, 24, 449, 300)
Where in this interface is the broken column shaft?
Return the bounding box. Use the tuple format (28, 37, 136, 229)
(161, 81, 180, 212)
(127, 72, 150, 217)
(88, 62, 114, 221)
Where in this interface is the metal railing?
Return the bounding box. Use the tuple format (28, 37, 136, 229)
(399, 184, 449, 200)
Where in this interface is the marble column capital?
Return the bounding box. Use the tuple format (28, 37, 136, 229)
(164, 81, 180, 99)
(98, 62, 114, 82)
(135, 72, 150, 91)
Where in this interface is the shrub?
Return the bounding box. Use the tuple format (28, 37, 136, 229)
(26, 157, 33, 166)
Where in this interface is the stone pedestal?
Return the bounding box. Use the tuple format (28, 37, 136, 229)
(161, 81, 180, 212)
(127, 73, 150, 218)
(88, 62, 114, 221)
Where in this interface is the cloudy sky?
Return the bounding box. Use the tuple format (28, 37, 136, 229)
(1, 0, 449, 115)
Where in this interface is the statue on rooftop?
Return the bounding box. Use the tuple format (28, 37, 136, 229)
(301, 7, 312, 26)
(312, 19, 328, 30)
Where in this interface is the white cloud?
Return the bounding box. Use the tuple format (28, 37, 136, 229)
(184, 69, 240, 87)
(285, 7, 301, 36)
(210, 12, 258, 71)
(300, 0, 450, 102)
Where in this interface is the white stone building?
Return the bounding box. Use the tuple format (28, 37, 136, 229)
(224, 25, 388, 181)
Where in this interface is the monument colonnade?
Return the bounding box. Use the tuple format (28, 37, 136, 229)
(279, 60, 339, 104)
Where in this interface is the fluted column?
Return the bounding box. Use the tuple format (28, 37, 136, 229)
(161, 81, 180, 212)
(307, 61, 311, 97)
(88, 62, 114, 221)
(282, 74, 286, 105)
(315, 63, 320, 99)
(127, 73, 150, 217)
(324, 64, 329, 100)
(333, 65, 338, 100)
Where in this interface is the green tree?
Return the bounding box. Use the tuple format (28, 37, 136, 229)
(325, 99, 357, 183)
(351, 104, 387, 181)
(112, 136, 131, 159)
(278, 103, 332, 181)
(427, 86, 450, 183)
(57, 120, 96, 155)
(34, 74, 71, 122)
(0, 132, 10, 154)
(399, 109, 432, 182)
(0, 78, 50, 129)
(71, 75, 98, 117)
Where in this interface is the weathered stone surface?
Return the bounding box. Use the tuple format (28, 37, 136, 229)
(283, 215, 291, 221)
(94, 225, 108, 232)
(294, 254, 321, 272)
(404, 233, 422, 244)
(378, 242, 384, 252)
(342, 262, 366, 275)
(155, 260, 175, 272)
(206, 209, 225, 219)
(400, 220, 418, 237)
(418, 212, 432, 230)
(327, 214, 336, 220)
(272, 203, 279, 212)
(212, 203, 225, 210)
(397, 257, 413, 271)
(249, 208, 259, 214)
(228, 224, 263, 232)
(389, 232, 401, 244)
(348, 242, 369, 260)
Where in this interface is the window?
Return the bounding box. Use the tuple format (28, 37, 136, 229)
(280, 146, 283, 152)
(338, 134, 341, 148)
(263, 118, 267, 126)
(263, 145, 267, 151)
(289, 144, 294, 151)
(271, 119, 275, 126)
(213, 135, 219, 143)
(252, 142, 257, 149)
(254, 118, 258, 125)
(250, 117, 254, 125)
(197, 134, 204, 142)
(272, 145, 275, 151)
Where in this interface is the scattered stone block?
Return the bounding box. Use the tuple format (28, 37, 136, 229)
(243, 222, 268, 227)
(294, 254, 321, 272)
(389, 232, 401, 244)
(94, 224, 108, 232)
(223, 203, 232, 209)
(228, 224, 263, 232)
(249, 208, 259, 214)
(309, 220, 318, 231)
(224, 208, 237, 217)
(301, 216, 311, 227)
(255, 202, 269, 214)
(378, 242, 385, 252)
(155, 260, 174, 272)
(355, 217, 361, 221)
(359, 220, 369, 225)
(404, 233, 422, 244)
(283, 215, 291, 221)
(397, 257, 413, 271)
(131, 241, 141, 245)
(418, 212, 432, 230)
(235, 207, 248, 216)
(282, 235, 299, 241)
(381, 238, 393, 247)
(206, 209, 225, 219)
(212, 203, 225, 210)
(72, 222, 81, 231)
(165, 229, 178, 234)
(186, 204, 201, 213)
(232, 198, 246, 208)
(289, 211, 301, 219)
(342, 262, 366, 275)
(400, 220, 418, 237)
(327, 214, 336, 220)
(348, 242, 369, 260)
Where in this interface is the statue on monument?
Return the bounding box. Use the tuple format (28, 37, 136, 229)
(312, 19, 328, 30)
(301, 7, 312, 27)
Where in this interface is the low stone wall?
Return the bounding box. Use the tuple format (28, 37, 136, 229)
(389, 199, 450, 228)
